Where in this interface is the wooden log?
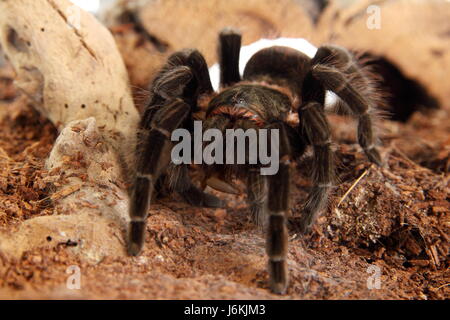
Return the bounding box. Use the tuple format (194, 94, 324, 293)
(0, 0, 140, 261)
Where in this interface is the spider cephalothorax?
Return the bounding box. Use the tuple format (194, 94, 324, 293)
(128, 28, 382, 294)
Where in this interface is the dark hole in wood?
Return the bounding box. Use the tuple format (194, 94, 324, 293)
(6, 27, 29, 52)
(359, 52, 439, 122)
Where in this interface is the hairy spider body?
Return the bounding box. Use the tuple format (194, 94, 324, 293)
(128, 29, 382, 294)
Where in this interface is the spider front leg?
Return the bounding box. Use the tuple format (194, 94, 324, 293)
(265, 123, 292, 294)
(245, 122, 299, 293)
(247, 169, 268, 227)
(297, 101, 334, 233)
(246, 124, 305, 228)
(311, 46, 383, 166)
(147, 49, 214, 110)
(129, 98, 191, 256)
(129, 49, 220, 256)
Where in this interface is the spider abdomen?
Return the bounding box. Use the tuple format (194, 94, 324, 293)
(244, 46, 312, 95)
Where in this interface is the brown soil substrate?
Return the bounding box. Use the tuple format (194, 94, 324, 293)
(0, 60, 448, 299)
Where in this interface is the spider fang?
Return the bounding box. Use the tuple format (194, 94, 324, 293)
(205, 176, 240, 195)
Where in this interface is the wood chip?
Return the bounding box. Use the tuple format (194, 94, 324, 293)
(410, 260, 430, 267)
(50, 184, 82, 201)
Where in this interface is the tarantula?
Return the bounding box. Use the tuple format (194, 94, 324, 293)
(128, 28, 382, 294)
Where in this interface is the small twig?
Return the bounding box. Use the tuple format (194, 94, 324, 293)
(435, 174, 450, 189)
(436, 283, 450, 290)
(337, 165, 371, 207)
(0, 150, 12, 162)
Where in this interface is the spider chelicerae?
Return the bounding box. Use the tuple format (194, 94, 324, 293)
(128, 28, 383, 294)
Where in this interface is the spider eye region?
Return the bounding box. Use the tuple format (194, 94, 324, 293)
(234, 97, 247, 107)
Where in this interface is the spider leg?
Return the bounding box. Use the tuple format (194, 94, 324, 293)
(265, 122, 291, 294)
(168, 49, 214, 96)
(218, 28, 242, 87)
(246, 169, 268, 227)
(129, 98, 190, 256)
(151, 66, 193, 104)
(148, 49, 214, 109)
(311, 46, 383, 166)
(296, 101, 334, 233)
(246, 124, 305, 228)
(130, 49, 218, 256)
(141, 65, 193, 129)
